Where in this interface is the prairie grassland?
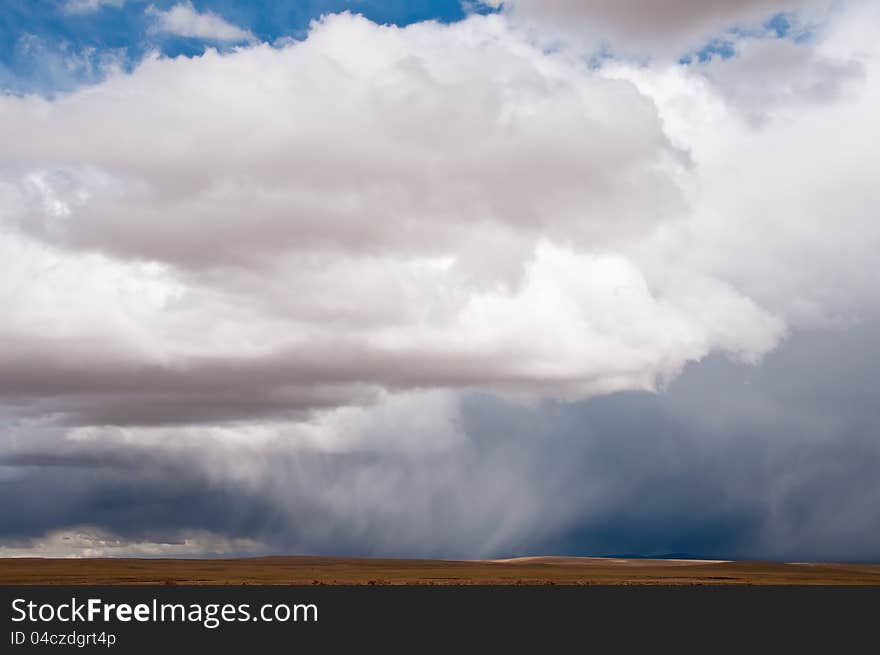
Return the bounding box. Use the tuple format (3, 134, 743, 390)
(1, 556, 879, 585)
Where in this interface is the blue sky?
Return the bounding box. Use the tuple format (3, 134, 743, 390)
(1, 1, 495, 94)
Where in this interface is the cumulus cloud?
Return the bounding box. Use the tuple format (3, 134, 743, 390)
(147, 2, 254, 43)
(0, 12, 793, 428)
(488, 0, 835, 57)
(3, 6, 879, 427)
(4, 14, 683, 265)
(601, 1, 880, 327)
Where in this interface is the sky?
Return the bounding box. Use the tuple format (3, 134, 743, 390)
(1, 0, 878, 561)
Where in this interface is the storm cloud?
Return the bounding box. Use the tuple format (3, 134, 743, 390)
(2, 324, 879, 561)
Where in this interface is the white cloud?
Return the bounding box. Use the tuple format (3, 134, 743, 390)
(601, 1, 880, 327)
(63, 0, 125, 14)
(147, 1, 254, 43)
(0, 6, 877, 431)
(0, 12, 788, 424)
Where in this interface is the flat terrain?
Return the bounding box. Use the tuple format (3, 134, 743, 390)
(1, 556, 879, 585)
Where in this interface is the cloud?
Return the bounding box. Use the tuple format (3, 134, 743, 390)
(0, 527, 266, 558)
(147, 2, 254, 43)
(63, 0, 125, 14)
(2, 324, 879, 561)
(1, 34, 128, 96)
(0, 12, 794, 427)
(3, 6, 879, 427)
(487, 0, 835, 57)
(2, 4, 880, 559)
(601, 1, 880, 327)
(695, 36, 865, 125)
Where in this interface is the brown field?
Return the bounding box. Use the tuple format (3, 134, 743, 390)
(1, 556, 879, 585)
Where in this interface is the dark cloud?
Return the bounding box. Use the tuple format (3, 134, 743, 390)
(492, 0, 834, 56)
(3, 324, 878, 561)
(0, 450, 279, 545)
